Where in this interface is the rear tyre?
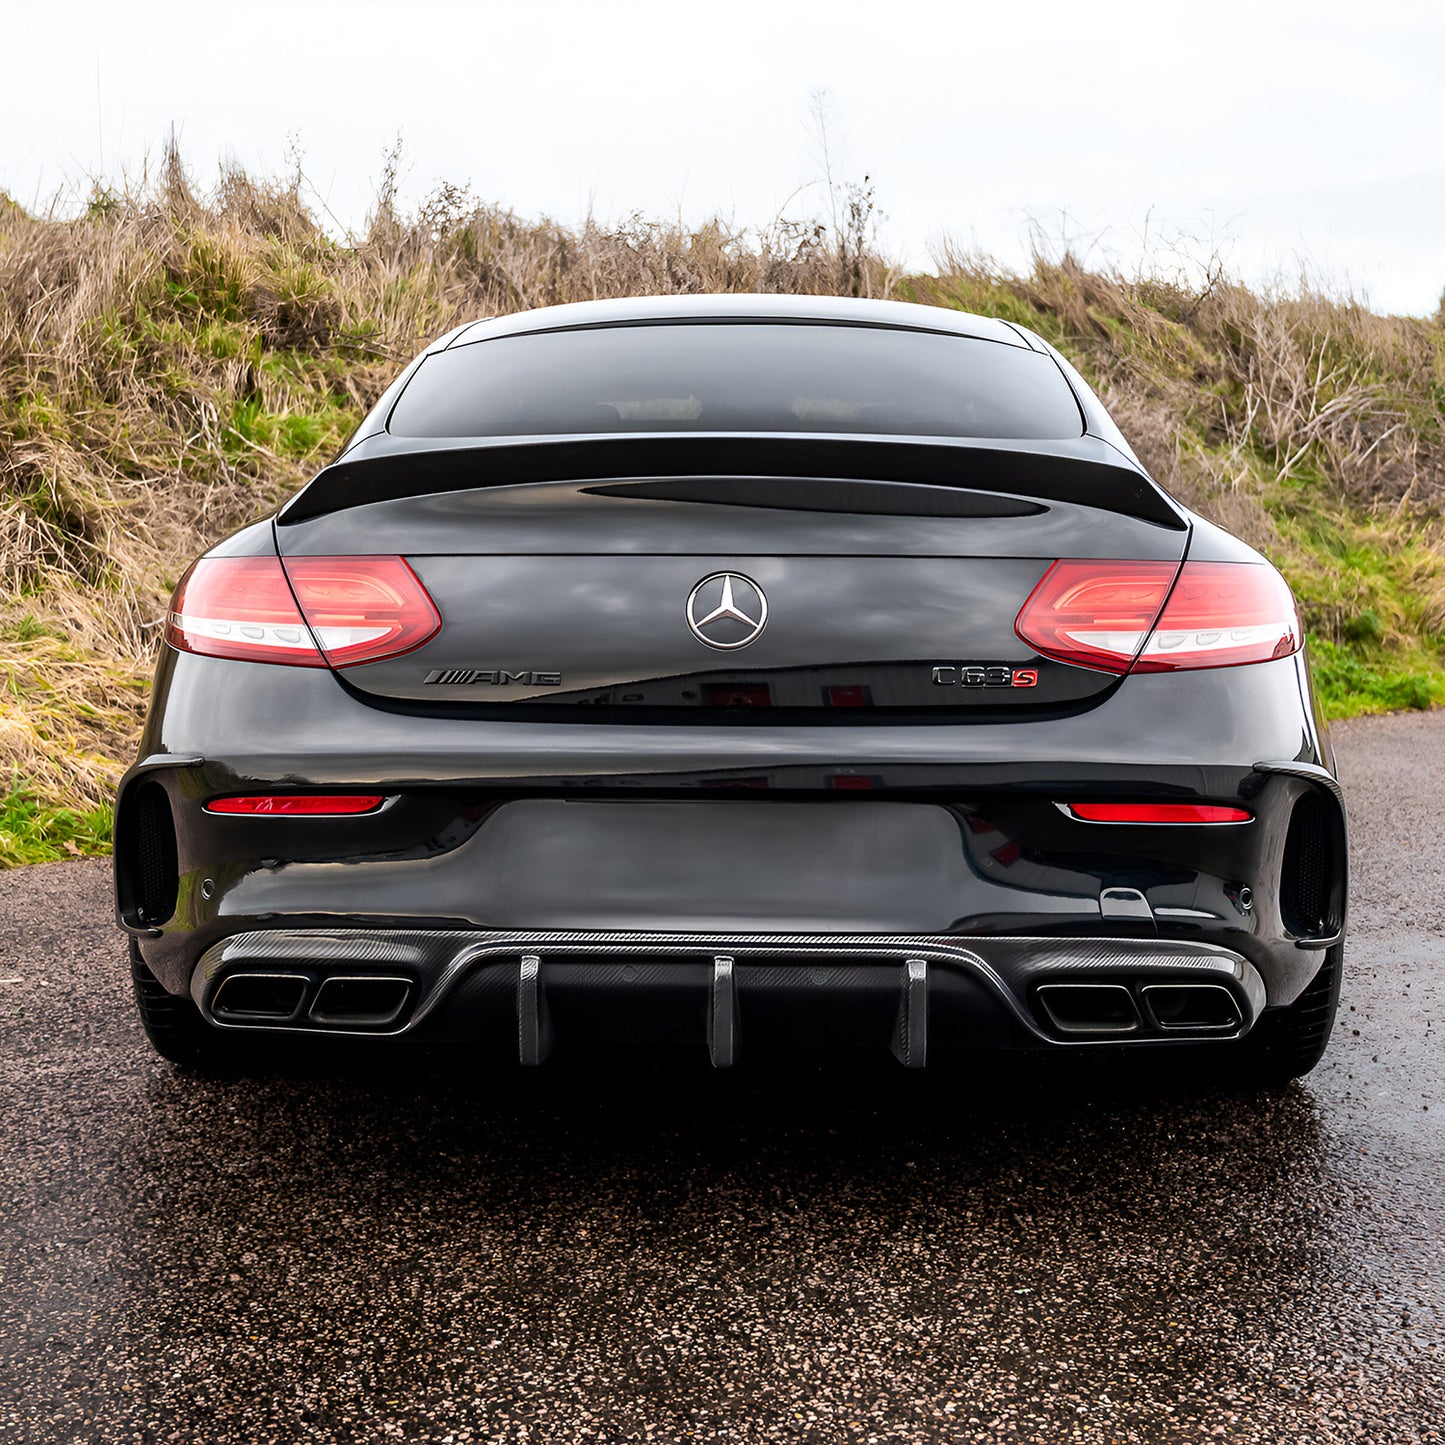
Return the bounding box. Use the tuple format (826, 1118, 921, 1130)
(129, 941, 222, 1068)
(1239, 941, 1343, 1087)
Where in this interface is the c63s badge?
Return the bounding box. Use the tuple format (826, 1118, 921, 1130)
(931, 664, 1039, 688)
(424, 668, 563, 686)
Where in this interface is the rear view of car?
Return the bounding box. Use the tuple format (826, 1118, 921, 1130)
(115, 296, 1346, 1082)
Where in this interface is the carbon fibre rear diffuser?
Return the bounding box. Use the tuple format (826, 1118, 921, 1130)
(513, 949, 927, 1068)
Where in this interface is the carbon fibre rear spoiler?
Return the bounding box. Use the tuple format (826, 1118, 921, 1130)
(278, 432, 1186, 529)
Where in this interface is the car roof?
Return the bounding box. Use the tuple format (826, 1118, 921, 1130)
(442, 295, 1034, 350)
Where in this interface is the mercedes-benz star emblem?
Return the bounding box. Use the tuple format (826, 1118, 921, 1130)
(686, 572, 768, 650)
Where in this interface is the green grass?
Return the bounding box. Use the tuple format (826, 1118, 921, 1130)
(0, 787, 113, 868)
(1306, 638, 1445, 717)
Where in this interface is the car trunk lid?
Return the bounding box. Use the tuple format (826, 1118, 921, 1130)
(275, 440, 1189, 716)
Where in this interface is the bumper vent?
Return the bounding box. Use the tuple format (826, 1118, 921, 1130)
(1280, 790, 1339, 938)
(119, 781, 178, 928)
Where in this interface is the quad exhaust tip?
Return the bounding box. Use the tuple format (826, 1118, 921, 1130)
(1035, 982, 1140, 1036)
(310, 975, 414, 1028)
(1035, 980, 1246, 1037)
(1141, 983, 1243, 1032)
(210, 971, 414, 1029)
(211, 972, 309, 1023)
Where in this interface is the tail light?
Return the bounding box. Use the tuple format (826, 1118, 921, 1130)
(1132, 561, 1301, 672)
(283, 556, 442, 667)
(166, 556, 326, 666)
(1013, 561, 1177, 673)
(167, 556, 440, 668)
(1015, 560, 1301, 674)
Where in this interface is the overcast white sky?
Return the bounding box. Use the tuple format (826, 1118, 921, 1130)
(3, 0, 1442, 314)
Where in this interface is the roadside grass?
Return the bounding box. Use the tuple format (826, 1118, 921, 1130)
(1, 152, 1442, 862)
(1307, 639, 1444, 716)
(0, 785, 113, 867)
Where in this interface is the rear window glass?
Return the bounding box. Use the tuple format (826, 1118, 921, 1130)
(387, 323, 1084, 440)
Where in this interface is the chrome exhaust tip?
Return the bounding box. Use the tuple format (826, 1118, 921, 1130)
(211, 972, 309, 1023)
(1141, 983, 1244, 1033)
(1034, 982, 1141, 1036)
(309, 975, 414, 1028)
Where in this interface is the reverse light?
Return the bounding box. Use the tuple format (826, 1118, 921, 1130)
(1015, 560, 1301, 674)
(204, 795, 386, 816)
(166, 556, 440, 668)
(1063, 803, 1253, 825)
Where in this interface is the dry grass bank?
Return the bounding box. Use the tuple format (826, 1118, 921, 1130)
(1, 155, 1442, 861)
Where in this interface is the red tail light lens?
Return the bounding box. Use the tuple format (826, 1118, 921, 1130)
(1132, 561, 1301, 671)
(1015, 560, 1302, 674)
(166, 556, 440, 668)
(205, 795, 385, 815)
(1064, 803, 1252, 824)
(167, 557, 326, 666)
(1014, 560, 1179, 673)
(282, 556, 441, 668)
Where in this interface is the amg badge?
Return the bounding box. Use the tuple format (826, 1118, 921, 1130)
(424, 668, 563, 686)
(931, 665, 1039, 688)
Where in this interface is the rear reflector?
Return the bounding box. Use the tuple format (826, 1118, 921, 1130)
(205, 795, 385, 816)
(1064, 803, 1253, 824)
(1015, 559, 1302, 674)
(167, 556, 440, 668)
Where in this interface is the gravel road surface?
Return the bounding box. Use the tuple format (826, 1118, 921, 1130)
(1, 713, 1442, 1443)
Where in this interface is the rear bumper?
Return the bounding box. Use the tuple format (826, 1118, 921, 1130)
(115, 648, 1346, 1058)
(189, 927, 1269, 1064)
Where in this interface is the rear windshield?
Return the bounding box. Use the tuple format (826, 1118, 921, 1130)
(387, 323, 1084, 440)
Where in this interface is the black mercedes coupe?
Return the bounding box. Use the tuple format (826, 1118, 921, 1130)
(114, 295, 1347, 1081)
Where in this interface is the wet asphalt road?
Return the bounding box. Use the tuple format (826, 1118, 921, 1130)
(2, 715, 1443, 1444)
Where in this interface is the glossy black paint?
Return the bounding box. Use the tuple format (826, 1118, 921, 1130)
(283, 433, 1184, 527)
(119, 645, 1340, 1011)
(277, 470, 1189, 715)
(115, 296, 1347, 1060)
